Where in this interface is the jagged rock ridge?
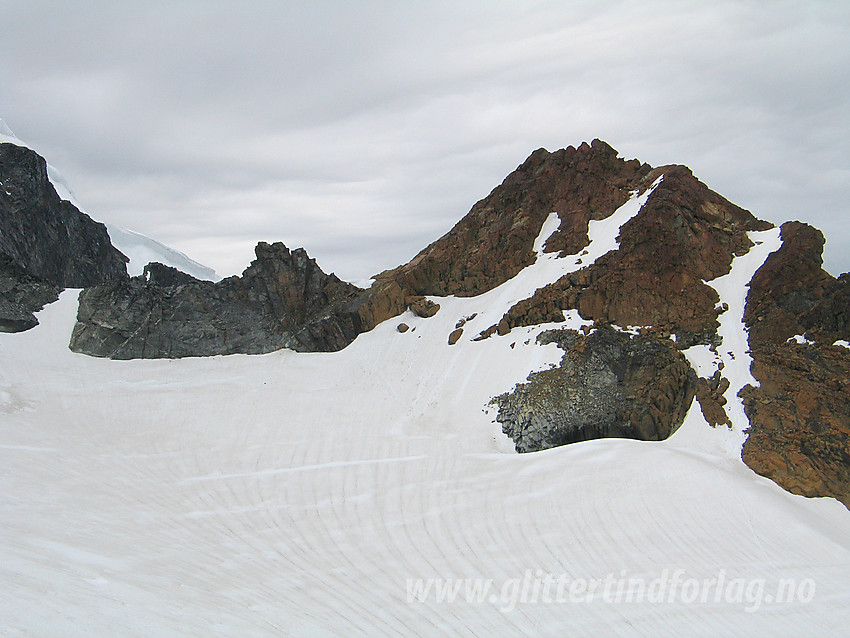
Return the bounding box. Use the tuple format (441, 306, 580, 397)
(70, 243, 366, 358)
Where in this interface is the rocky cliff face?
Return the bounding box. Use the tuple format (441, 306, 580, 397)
(0, 143, 127, 288)
(70, 242, 366, 358)
(741, 222, 850, 507)
(0, 142, 127, 331)
(488, 165, 770, 346)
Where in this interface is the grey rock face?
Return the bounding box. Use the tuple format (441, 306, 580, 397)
(0, 143, 127, 289)
(0, 254, 60, 332)
(493, 328, 696, 452)
(0, 142, 127, 331)
(70, 243, 366, 359)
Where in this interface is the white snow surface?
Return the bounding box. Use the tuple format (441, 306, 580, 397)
(104, 224, 220, 281)
(2, 203, 849, 636)
(0, 119, 219, 282)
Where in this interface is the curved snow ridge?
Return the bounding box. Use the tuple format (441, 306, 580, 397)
(105, 224, 220, 281)
(0, 120, 27, 147)
(442, 175, 664, 343)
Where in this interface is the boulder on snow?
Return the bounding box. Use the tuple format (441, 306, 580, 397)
(407, 296, 440, 318)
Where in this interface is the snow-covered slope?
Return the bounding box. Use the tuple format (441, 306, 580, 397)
(103, 224, 219, 281)
(0, 119, 218, 282)
(2, 198, 849, 636)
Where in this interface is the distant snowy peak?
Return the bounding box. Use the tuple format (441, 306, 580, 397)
(0, 118, 218, 282)
(105, 225, 220, 281)
(0, 119, 25, 145)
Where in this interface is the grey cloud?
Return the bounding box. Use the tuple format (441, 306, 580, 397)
(2, 0, 848, 278)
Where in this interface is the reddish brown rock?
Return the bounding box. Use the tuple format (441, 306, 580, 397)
(351, 278, 408, 332)
(448, 328, 463, 345)
(494, 166, 771, 346)
(379, 140, 651, 299)
(694, 372, 731, 428)
(407, 296, 440, 318)
(741, 342, 850, 507)
(742, 221, 850, 507)
(745, 221, 846, 346)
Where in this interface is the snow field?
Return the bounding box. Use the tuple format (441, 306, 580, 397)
(1, 177, 849, 636)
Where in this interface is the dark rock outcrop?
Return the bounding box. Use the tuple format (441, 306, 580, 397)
(0, 142, 127, 331)
(0, 254, 61, 332)
(741, 222, 850, 507)
(0, 143, 127, 288)
(494, 328, 696, 453)
(70, 243, 365, 358)
(143, 262, 199, 287)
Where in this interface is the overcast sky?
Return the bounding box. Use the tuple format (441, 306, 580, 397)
(2, 1, 849, 279)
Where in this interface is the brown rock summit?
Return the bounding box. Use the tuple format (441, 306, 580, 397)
(375, 139, 650, 298)
(489, 165, 770, 346)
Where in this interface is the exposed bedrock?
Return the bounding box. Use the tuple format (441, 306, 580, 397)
(70, 243, 366, 358)
(491, 166, 771, 347)
(494, 328, 696, 453)
(742, 221, 850, 507)
(0, 142, 127, 330)
(0, 254, 61, 332)
(376, 139, 652, 299)
(0, 143, 127, 288)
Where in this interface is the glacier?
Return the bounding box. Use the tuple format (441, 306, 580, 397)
(1, 213, 849, 636)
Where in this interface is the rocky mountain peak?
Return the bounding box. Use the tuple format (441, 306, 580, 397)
(376, 140, 651, 300)
(4, 133, 847, 507)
